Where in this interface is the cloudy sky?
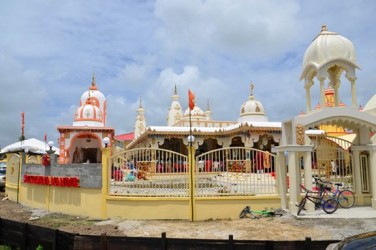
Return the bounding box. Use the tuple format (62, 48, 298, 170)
(0, 0, 375, 147)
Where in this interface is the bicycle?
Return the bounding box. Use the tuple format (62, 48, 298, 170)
(297, 185, 338, 216)
(239, 206, 284, 219)
(314, 177, 355, 208)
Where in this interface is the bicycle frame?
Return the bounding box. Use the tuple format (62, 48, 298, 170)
(301, 186, 323, 206)
(298, 184, 338, 215)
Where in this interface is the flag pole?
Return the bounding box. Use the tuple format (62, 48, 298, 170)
(188, 89, 195, 221)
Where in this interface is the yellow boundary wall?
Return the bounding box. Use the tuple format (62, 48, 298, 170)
(9, 183, 282, 220)
(5, 148, 283, 221)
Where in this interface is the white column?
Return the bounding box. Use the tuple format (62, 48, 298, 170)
(334, 85, 340, 107)
(305, 82, 312, 113)
(303, 152, 315, 212)
(303, 152, 313, 190)
(350, 78, 357, 107)
(353, 149, 362, 196)
(277, 151, 287, 209)
(369, 150, 376, 209)
(319, 77, 325, 106)
(288, 151, 299, 213)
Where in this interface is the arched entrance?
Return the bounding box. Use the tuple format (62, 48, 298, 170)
(276, 107, 376, 213)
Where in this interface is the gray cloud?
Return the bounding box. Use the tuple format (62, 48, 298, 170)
(0, 0, 375, 148)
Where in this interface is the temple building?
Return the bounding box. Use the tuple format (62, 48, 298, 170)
(121, 83, 282, 156)
(57, 75, 115, 164)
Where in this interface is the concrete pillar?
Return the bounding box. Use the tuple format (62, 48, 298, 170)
(305, 83, 312, 113)
(350, 77, 357, 107)
(303, 152, 315, 212)
(276, 151, 287, 209)
(369, 150, 376, 209)
(319, 77, 325, 106)
(352, 149, 362, 196)
(334, 85, 340, 107)
(288, 151, 299, 213)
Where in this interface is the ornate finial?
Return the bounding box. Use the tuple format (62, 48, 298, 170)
(139, 96, 142, 108)
(92, 72, 96, 86)
(206, 99, 210, 111)
(174, 83, 177, 95)
(321, 25, 327, 32)
(250, 81, 255, 96)
(90, 72, 98, 90)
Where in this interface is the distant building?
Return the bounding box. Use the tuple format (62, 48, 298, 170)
(57, 75, 115, 164)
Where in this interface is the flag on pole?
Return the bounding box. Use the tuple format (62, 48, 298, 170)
(188, 89, 195, 110)
(44, 133, 47, 143)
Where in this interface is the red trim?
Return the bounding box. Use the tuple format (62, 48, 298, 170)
(115, 132, 134, 141)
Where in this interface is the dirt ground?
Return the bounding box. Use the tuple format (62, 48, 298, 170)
(1, 191, 375, 241)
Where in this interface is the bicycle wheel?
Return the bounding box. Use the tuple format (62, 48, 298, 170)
(337, 190, 355, 208)
(322, 198, 338, 214)
(297, 198, 306, 216)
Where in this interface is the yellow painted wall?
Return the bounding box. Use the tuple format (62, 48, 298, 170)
(195, 196, 281, 220)
(106, 196, 191, 220)
(5, 183, 19, 202)
(18, 183, 102, 219)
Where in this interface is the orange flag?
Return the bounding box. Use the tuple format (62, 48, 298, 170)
(188, 89, 195, 110)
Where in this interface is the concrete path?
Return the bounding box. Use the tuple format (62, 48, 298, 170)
(296, 206, 376, 219)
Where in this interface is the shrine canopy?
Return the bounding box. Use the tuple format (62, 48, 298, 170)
(0, 138, 60, 155)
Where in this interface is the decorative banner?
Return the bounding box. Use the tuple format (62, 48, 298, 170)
(23, 175, 80, 187)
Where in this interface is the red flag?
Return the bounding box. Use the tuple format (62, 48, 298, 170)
(188, 89, 195, 110)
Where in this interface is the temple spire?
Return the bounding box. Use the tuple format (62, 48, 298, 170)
(90, 72, 98, 90)
(250, 81, 255, 96)
(139, 96, 143, 108)
(174, 83, 177, 95)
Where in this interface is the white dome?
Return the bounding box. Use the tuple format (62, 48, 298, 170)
(184, 106, 206, 118)
(238, 95, 268, 122)
(81, 89, 106, 108)
(73, 98, 104, 127)
(80, 76, 106, 110)
(302, 26, 358, 73)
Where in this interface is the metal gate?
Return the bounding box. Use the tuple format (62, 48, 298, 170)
(109, 148, 189, 197)
(195, 147, 277, 197)
(310, 136, 355, 189)
(108, 147, 277, 197)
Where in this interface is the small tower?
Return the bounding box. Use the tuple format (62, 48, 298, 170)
(205, 99, 212, 120)
(134, 97, 146, 139)
(166, 84, 183, 126)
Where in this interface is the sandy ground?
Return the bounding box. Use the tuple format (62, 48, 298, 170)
(1, 191, 376, 241)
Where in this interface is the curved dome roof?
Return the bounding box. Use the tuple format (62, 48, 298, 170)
(302, 25, 358, 77)
(238, 95, 268, 122)
(73, 98, 104, 127)
(183, 106, 206, 118)
(80, 76, 106, 108)
(238, 84, 268, 122)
